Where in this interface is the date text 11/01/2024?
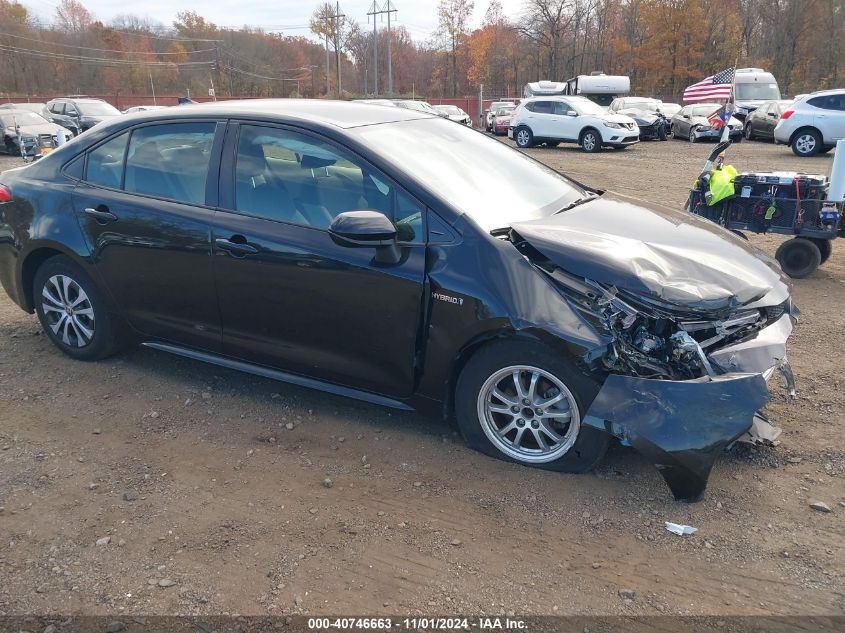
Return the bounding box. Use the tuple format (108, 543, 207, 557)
(307, 617, 527, 630)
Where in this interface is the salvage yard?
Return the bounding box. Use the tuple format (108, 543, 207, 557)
(0, 139, 843, 617)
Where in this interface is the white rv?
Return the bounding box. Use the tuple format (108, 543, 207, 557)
(524, 74, 630, 107)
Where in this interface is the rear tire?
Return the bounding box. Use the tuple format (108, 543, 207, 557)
(33, 255, 123, 361)
(515, 126, 534, 148)
(455, 340, 609, 474)
(791, 129, 822, 157)
(809, 238, 833, 264)
(775, 238, 822, 278)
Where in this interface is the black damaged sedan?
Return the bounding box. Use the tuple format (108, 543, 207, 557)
(0, 100, 797, 501)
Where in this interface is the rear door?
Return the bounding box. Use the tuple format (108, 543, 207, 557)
(210, 122, 426, 398)
(529, 100, 555, 137)
(811, 94, 845, 141)
(72, 120, 224, 350)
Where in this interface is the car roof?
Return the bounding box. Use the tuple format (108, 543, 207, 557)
(805, 88, 845, 97)
(121, 98, 433, 129)
(50, 97, 107, 103)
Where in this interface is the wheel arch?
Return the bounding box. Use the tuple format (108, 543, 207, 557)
(441, 327, 596, 420)
(579, 126, 601, 142)
(789, 125, 822, 146)
(19, 242, 91, 313)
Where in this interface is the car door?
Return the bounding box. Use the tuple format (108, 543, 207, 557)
(210, 122, 426, 398)
(675, 107, 691, 136)
(761, 103, 778, 137)
(551, 100, 581, 140)
(71, 120, 224, 351)
(813, 94, 845, 141)
(528, 100, 556, 137)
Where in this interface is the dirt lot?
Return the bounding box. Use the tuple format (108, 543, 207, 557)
(0, 138, 843, 618)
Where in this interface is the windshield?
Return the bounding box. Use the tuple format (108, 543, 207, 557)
(735, 83, 781, 101)
(437, 105, 462, 115)
(77, 101, 121, 116)
(571, 98, 608, 116)
(624, 100, 661, 113)
(660, 103, 681, 116)
(494, 106, 515, 115)
(352, 118, 584, 231)
(691, 105, 721, 116)
(1, 112, 49, 127)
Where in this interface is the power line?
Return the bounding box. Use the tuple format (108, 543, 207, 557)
(0, 43, 214, 67)
(0, 30, 216, 54)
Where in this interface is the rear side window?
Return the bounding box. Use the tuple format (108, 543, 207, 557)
(808, 95, 845, 110)
(124, 123, 216, 205)
(532, 101, 553, 114)
(85, 133, 128, 189)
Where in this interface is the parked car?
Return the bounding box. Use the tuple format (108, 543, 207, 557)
(743, 100, 793, 141)
(509, 95, 639, 152)
(485, 101, 516, 131)
(608, 97, 670, 140)
(123, 105, 169, 114)
(773, 90, 845, 156)
(1, 110, 73, 156)
(0, 100, 796, 502)
(670, 104, 743, 142)
(434, 104, 471, 125)
(0, 102, 81, 136)
(491, 105, 516, 135)
(45, 97, 121, 133)
(391, 100, 444, 116)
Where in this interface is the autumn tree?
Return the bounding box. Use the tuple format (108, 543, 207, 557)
(436, 0, 474, 96)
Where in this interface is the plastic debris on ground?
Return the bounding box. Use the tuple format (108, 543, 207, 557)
(665, 522, 698, 536)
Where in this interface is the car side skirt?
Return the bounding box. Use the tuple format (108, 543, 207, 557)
(141, 341, 415, 411)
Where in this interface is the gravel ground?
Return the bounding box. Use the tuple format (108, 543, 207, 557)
(0, 138, 843, 617)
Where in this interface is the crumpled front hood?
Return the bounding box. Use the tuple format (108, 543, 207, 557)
(619, 109, 660, 124)
(511, 194, 790, 312)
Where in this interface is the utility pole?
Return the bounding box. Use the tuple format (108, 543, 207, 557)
(325, 33, 331, 96)
(333, 2, 345, 96)
(367, 1, 379, 96)
(385, 1, 397, 95)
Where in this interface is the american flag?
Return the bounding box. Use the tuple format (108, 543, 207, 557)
(683, 67, 735, 103)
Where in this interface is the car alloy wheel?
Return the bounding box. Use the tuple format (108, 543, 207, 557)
(689, 127, 698, 143)
(582, 131, 598, 152)
(41, 274, 95, 347)
(476, 365, 580, 464)
(794, 132, 818, 156)
(744, 124, 754, 140)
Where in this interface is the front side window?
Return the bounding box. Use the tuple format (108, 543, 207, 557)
(552, 101, 573, 115)
(85, 132, 128, 189)
(124, 122, 216, 205)
(233, 124, 423, 242)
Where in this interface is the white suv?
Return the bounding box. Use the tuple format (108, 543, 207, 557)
(509, 96, 639, 152)
(774, 89, 845, 156)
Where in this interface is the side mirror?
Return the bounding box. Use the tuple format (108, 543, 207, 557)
(682, 114, 690, 119)
(566, 110, 578, 117)
(328, 210, 400, 264)
(768, 112, 776, 118)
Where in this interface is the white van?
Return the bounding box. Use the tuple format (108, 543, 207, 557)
(523, 81, 567, 98)
(733, 68, 782, 120)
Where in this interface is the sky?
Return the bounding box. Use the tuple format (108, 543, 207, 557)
(20, 0, 528, 41)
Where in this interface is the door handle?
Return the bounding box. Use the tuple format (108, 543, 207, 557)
(84, 207, 117, 223)
(215, 237, 258, 256)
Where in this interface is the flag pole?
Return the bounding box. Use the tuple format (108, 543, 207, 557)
(720, 61, 737, 144)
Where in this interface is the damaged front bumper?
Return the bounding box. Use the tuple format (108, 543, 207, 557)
(584, 313, 795, 502)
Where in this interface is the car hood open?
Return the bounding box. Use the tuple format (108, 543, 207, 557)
(510, 193, 790, 312)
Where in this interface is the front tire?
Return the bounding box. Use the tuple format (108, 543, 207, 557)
(580, 128, 602, 153)
(689, 126, 698, 143)
(33, 255, 122, 361)
(515, 126, 534, 148)
(792, 129, 822, 157)
(775, 238, 822, 278)
(455, 341, 609, 473)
